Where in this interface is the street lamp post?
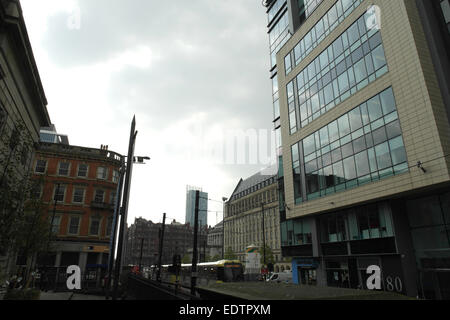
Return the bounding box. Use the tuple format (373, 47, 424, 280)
(112, 116, 139, 300)
(262, 202, 266, 280)
(138, 238, 144, 273)
(105, 159, 125, 300)
(222, 197, 228, 259)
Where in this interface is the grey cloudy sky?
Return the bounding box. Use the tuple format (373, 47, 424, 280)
(21, 0, 276, 226)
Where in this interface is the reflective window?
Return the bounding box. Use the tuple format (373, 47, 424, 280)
(288, 11, 388, 130)
(292, 88, 408, 200)
(287, 0, 364, 69)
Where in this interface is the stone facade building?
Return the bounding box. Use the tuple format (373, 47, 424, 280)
(0, 0, 51, 274)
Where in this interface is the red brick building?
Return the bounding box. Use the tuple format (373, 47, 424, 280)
(32, 142, 123, 277)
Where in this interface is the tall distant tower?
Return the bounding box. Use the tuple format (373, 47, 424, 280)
(185, 186, 208, 227)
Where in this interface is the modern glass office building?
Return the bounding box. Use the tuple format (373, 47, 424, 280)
(185, 186, 208, 227)
(264, 0, 450, 299)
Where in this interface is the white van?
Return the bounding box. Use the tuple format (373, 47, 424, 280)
(267, 271, 292, 283)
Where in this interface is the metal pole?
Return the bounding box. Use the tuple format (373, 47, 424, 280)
(113, 116, 137, 300)
(138, 238, 144, 273)
(190, 190, 200, 296)
(105, 159, 125, 299)
(157, 213, 166, 282)
(262, 202, 266, 279)
(222, 200, 226, 259)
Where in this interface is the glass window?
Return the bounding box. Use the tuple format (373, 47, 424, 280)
(369, 32, 382, 50)
(333, 37, 344, 57)
(35, 160, 47, 173)
(306, 173, 320, 195)
(68, 216, 80, 235)
(54, 185, 66, 202)
(285, 53, 292, 74)
(319, 127, 329, 147)
(343, 156, 357, 180)
(293, 167, 302, 201)
(338, 72, 349, 94)
(97, 167, 108, 180)
(355, 151, 370, 177)
(368, 148, 378, 173)
(333, 161, 345, 185)
(354, 59, 367, 83)
(323, 165, 334, 188)
(324, 82, 334, 105)
(319, 50, 329, 70)
(332, 147, 342, 162)
(50, 216, 61, 234)
(389, 136, 407, 165)
(305, 159, 318, 174)
(367, 95, 383, 122)
(341, 142, 353, 159)
(380, 87, 396, 115)
(287, 81, 294, 100)
(347, 23, 360, 45)
(372, 126, 387, 145)
(328, 121, 339, 142)
(73, 188, 84, 203)
(365, 54, 375, 75)
(375, 142, 392, 170)
(113, 170, 120, 183)
(311, 93, 320, 113)
(328, 5, 338, 27)
(58, 162, 70, 176)
(304, 135, 316, 156)
(89, 218, 101, 236)
(372, 45, 387, 71)
(292, 144, 299, 164)
(94, 190, 105, 203)
(411, 226, 450, 251)
(338, 114, 351, 137)
(272, 74, 279, 94)
(349, 108, 363, 132)
(386, 120, 402, 139)
(78, 164, 88, 177)
(315, 19, 324, 39)
(353, 136, 366, 154)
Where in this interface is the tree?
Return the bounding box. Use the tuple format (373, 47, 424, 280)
(0, 119, 53, 286)
(224, 247, 237, 260)
(259, 244, 275, 267)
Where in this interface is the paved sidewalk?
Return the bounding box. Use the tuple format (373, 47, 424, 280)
(39, 291, 106, 300)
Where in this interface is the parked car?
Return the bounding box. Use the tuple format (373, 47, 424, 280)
(267, 271, 292, 283)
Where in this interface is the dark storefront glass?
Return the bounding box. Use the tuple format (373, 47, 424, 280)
(407, 194, 450, 299)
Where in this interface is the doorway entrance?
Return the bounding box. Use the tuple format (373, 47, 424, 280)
(298, 267, 317, 286)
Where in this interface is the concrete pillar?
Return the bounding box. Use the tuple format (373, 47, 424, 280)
(79, 252, 88, 273)
(55, 252, 62, 267)
(390, 200, 419, 297)
(310, 216, 327, 287)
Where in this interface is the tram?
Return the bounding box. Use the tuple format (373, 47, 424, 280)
(153, 260, 244, 283)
